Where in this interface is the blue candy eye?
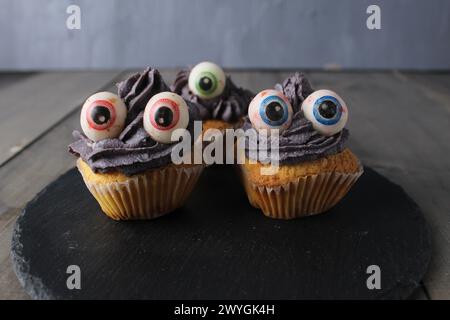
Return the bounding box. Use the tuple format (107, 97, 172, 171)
(249, 89, 293, 133)
(260, 95, 290, 126)
(312, 95, 342, 125)
(302, 90, 348, 136)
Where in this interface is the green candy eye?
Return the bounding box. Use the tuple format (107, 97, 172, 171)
(195, 71, 218, 96)
(188, 62, 226, 99)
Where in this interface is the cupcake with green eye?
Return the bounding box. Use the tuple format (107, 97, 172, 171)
(171, 61, 254, 131)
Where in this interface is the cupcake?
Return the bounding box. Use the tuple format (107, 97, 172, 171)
(171, 61, 254, 130)
(69, 68, 205, 220)
(239, 73, 363, 219)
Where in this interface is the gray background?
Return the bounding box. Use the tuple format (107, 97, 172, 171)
(0, 0, 449, 70)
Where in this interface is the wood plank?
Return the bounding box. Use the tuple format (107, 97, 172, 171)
(0, 71, 122, 166)
(0, 208, 21, 263)
(0, 72, 35, 90)
(308, 72, 450, 172)
(0, 73, 132, 300)
(308, 72, 450, 299)
(397, 72, 450, 106)
(220, 70, 293, 93)
(0, 260, 29, 299)
(0, 73, 134, 209)
(0, 208, 28, 299)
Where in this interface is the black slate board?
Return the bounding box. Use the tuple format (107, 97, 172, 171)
(11, 165, 430, 299)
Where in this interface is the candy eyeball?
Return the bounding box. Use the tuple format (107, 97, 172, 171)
(143, 92, 190, 144)
(188, 61, 226, 99)
(80, 92, 127, 142)
(302, 89, 348, 136)
(248, 89, 293, 133)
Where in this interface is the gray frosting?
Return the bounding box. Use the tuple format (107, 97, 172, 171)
(274, 72, 315, 113)
(171, 69, 254, 123)
(243, 72, 348, 164)
(69, 68, 202, 175)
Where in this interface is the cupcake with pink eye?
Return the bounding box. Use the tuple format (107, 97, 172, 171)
(171, 61, 254, 131)
(239, 73, 363, 219)
(69, 68, 204, 220)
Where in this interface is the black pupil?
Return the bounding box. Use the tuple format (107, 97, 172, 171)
(265, 102, 285, 122)
(91, 106, 110, 125)
(318, 100, 337, 119)
(154, 106, 173, 127)
(199, 76, 213, 91)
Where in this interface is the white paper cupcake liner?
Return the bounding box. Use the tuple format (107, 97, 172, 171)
(242, 167, 363, 219)
(78, 164, 204, 220)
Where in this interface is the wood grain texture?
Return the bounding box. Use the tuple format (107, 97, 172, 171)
(397, 72, 450, 108)
(0, 72, 135, 209)
(0, 71, 122, 166)
(0, 72, 131, 299)
(0, 208, 28, 299)
(0, 73, 35, 90)
(0, 70, 449, 299)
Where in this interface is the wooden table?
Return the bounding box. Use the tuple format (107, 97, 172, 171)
(0, 70, 448, 300)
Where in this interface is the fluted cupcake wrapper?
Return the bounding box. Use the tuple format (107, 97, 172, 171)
(241, 167, 363, 219)
(78, 164, 204, 220)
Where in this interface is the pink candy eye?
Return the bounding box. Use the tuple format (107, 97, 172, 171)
(144, 92, 190, 144)
(86, 100, 116, 131)
(148, 98, 180, 131)
(80, 92, 127, 142)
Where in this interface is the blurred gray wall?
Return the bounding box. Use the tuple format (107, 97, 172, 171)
(0, 0, 449, 70)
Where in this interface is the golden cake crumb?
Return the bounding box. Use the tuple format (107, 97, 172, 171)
(240, 148, 362, 187)
(202, 119, 234, 132)
(76, 158, 198, 184)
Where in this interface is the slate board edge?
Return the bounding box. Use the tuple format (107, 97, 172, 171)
(377, 173, 432, 300)
(11, 184, 58, 300)
(10, 166, 432, 300)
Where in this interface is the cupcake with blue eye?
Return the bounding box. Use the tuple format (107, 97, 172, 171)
(69, 68, 205, 220)
(239, 73, 363, 219)
(171, 61, 254, 131)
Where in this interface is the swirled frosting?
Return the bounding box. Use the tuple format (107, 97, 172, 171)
(69, 68, 202, 175)
(274, 72, 315, 113)
(171, 69, 254, 123)
(243, 72, 349, 164)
